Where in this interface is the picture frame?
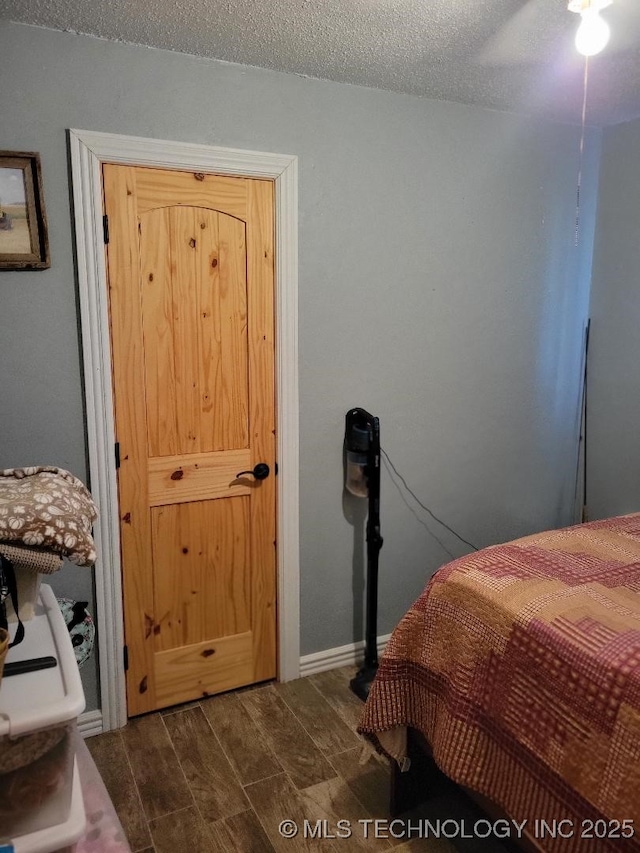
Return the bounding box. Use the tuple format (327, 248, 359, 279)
(0, 151, 50, 270)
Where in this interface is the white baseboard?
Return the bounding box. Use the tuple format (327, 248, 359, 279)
(81, 636, 390, 735)
(299, 634, 391, 678)
(79, 709, 103, 738)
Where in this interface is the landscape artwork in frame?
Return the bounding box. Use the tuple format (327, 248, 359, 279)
(0, 151, 50, 270)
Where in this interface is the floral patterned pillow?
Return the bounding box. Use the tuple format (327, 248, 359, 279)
(0, 467, 98, 567)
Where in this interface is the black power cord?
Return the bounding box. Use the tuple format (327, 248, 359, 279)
(382, 457, 457, 560)
(381, 447, 479, 553)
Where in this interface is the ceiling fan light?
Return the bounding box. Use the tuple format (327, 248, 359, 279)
(574, 7, 610, 56)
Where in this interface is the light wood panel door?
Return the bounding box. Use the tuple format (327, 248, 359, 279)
(103, 165, 276, 716)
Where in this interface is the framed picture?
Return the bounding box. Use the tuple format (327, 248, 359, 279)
(0, 151, 50, 270)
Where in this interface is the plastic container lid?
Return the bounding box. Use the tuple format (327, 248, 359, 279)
(0, 584, 86, 737)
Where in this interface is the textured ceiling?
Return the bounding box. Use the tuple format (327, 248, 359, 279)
(5, 0, 640, 126)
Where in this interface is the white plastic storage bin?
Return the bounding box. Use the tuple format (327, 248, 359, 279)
(6, 758, 85, 853)
(0, 584, 86, 852)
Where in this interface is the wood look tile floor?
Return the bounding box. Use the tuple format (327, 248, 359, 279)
(88, 666, 509, 853)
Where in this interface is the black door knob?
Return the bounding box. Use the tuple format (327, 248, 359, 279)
(236, 462, 270, 480)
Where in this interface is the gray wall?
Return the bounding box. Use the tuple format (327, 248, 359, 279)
(0, 22, 600, 712)
(587, 118, 640, 519)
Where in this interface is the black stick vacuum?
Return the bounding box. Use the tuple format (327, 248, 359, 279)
(344, 408, 383, 702)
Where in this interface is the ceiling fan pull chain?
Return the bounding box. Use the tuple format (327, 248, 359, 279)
(575, 56, 590, 247)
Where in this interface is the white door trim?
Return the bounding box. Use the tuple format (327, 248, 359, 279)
(69, 129, 300, 731)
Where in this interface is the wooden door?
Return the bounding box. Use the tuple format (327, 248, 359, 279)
(103, 165, 276, 716)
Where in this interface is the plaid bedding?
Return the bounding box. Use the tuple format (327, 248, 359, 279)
(359, 515, 640, 852)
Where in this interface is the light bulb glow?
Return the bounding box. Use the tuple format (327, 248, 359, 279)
(575, 8, 610, 56)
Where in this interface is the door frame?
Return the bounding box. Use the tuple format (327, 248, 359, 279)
(69, 128, 300, 731)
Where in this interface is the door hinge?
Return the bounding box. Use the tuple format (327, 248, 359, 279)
(115, 441, 121, 470)
(103, 214, 110, 245)
(275, 461, 279, 476)
(123, 644, 129, 672)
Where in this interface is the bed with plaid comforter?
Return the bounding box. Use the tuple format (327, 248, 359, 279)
(359, 514, 640, 852)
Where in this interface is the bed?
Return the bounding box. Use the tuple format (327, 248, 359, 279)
(358, 514, 640, 852)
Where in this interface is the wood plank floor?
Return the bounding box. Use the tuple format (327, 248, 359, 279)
(87, 666, 509, 853)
